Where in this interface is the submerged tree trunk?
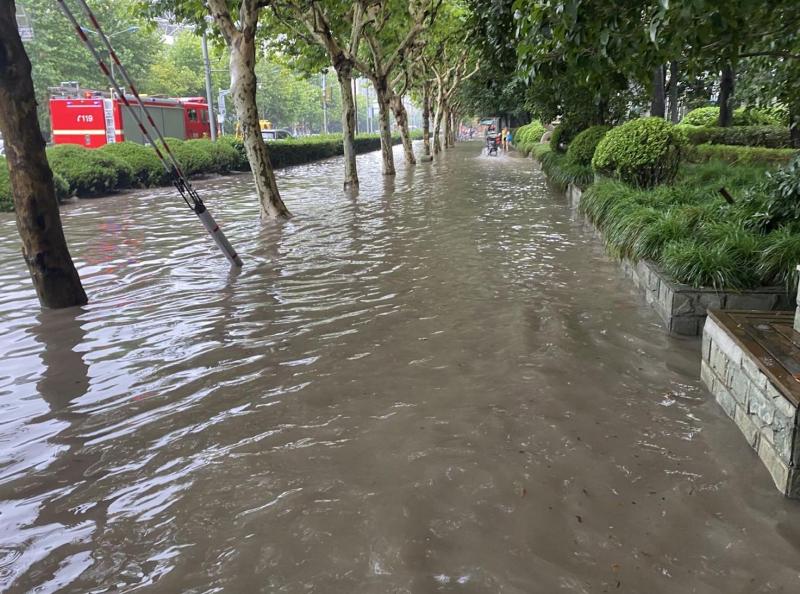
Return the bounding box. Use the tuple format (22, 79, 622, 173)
(718, 63, 735, 127)
(422, 81, 432, 157)
(668, 61, 680, 123)
(336, 64, 359, 188)
(650, 65, 666, 118)
(214, 2, 290, 220)
(444, 106, 453, 148)
(0, 1, 87, 308)
(373, 76, 395, 176)
(390, 94, 416, 165)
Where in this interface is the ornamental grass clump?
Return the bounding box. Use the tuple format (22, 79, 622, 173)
(592, 117, 686, 188)
(759, 226, 800, 289)
(661, 240, 756, 290)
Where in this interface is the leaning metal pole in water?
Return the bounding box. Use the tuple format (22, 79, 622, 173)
(54, 0, 243, 268)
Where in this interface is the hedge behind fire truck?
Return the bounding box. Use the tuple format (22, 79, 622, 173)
(49, 84, 211, 148)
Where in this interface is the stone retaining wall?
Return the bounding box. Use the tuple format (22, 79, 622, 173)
(564, 183, 793, 336)
(701, 314, 799, 497)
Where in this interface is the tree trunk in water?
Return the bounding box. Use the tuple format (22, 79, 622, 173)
(668, 61, 680, 123)
(650, 65, 665, 118)
(390, 94, 416, 165)
(422, 82, 431, 157)
(433, 100, 444, 154)
(229, 34, 290, 219)
(718, 63, 735, 127)
(373, 76, 395, 176)
(336, 64, 359, 188)
(0, 1, 87, 309)
(444, 107, 452, 148)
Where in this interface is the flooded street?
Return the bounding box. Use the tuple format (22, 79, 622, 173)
(1, 143, 799, 592)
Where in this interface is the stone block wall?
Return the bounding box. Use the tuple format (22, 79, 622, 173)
(701, 315, 799, 497)
(620, 260, 792, 336)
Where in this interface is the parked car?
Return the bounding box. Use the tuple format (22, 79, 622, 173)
(261, 129, 293, 141)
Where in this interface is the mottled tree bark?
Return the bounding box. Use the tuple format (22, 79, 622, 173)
(421, 80, 432, 157)
(336, 63, 359, 188)
(718, 63, 735, 128)
(390, 93, 415, 165)
(209, 0, 290, 219)
(373, 75, 395, 175)
(444, 106, 453, 148)
(0, 0, 87, 308)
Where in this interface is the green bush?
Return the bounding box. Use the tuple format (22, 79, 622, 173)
(682, 106, 787, 127)
(592, 117, 686, 188)
(679, 124, 791, 148)
(685, 144, 797, 166)
(736, 155, 800, 232)
(735, 106, 786, 126)
(46, 144, 133, 196)
(513, 121, 546, 154)
(217, 136, 248, 170)
(566, 125, 610, 166)
(185, 138, 239, 174)
(549, 121, 585, 153)
(681, 106, 720, 127)
(157, 138, 214, 176)
(98, 141, 167, 187)
(1, 158, 71, 211)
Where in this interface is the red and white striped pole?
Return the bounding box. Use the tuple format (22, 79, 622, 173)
(54, 0, 243, 268)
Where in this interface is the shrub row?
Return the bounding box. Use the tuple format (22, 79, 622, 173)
(0, 156, 70, 211)
(681, 105, 788, 127)
(686, 144, 798, 166)
(678, 124, 792, 148)
(0, 132, 408, 210)
(512, 121, 546, 155)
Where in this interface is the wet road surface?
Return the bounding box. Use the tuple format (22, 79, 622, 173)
(1, 143, 799, 592)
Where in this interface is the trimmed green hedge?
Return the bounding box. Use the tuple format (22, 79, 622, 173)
(1, 156, 71, 211)
(592, 117, 686, 188)
(98, 141, 168, 187)
(47, 144, 134, 196)
(681, 106, 788, 127)
(686, 144, 798, 166)
(678, 125, 792, 148)
(2, 133, 411, 210)
(566, 125, 610, 166)
(513, 121, 546, 155)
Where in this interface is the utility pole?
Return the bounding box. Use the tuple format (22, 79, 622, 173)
(353, 77, 358, 134)
(201, 32, 217, 140)
(321, 72, 328, 134)
(365, 84, 371, 133)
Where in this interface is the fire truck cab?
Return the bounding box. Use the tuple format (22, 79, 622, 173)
(49, 83, 211, 148)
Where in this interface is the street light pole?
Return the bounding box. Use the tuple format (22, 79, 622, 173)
(201, 32, 217, 141)
(321, 72, 328, 134)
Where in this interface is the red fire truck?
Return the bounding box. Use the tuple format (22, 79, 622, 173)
(49, 84, 211, 148)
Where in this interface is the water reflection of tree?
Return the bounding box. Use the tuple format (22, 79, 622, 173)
(2, 309, 109, 593)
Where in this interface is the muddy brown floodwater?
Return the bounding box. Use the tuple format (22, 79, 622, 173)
(1, 143, 799, 593)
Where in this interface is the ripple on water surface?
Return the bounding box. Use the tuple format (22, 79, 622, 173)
(1, 144, 799, 593)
